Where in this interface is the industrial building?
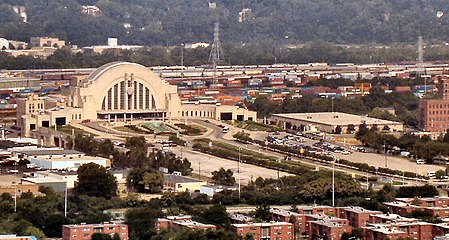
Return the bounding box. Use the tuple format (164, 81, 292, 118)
(270, 112, 403, 134)
(0, 77, 40, 92)
(12, 149, 110, 170)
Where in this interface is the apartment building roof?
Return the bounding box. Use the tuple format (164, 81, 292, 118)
(233, 222, 293, 228)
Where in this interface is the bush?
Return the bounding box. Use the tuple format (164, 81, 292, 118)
(169, 135, 186, 146)
(233, 131, 253, 143)
(175, 123, 205, 135)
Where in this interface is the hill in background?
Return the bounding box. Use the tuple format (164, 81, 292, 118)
(0, 0, 449, 47)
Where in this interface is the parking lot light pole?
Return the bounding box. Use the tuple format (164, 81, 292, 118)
(332, 157, 335, 207)
(238, 147, 241, 199)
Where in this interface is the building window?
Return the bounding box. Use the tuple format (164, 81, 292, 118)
(120, 81, 125, 109)
(114, 84, 119, 109)
(139, 83, 144, 109)
(145, 88, 150, 109)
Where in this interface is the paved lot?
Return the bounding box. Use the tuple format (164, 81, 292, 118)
(170, 147, 291, 185)
(244, 131, 445, 175)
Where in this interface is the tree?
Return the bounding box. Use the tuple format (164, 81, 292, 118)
(74, 134, 98, 155)
(127, 168, 163, 193)
(211, 168, 236, 186)
(23, 226, 46, 240)
(92, 233, 112, 240)
(98, 139, 115, 158)
(126, 207, 161, 240)
(435, 170, 446, 179)
(141, 171, 164, 193)
(113, 233, 121, 240)
(200, 204, 231, 228)
(334, 126, 342, 134)
(74, 163, 117, 199)
(254, 205, 271, 221)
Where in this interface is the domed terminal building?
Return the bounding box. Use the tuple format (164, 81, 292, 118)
(17, 62, 256, 137)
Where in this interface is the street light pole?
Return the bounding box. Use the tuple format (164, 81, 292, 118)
(13, 162, 17, 212)
(384, 140, 388, 168)
(64, 185, 68, 217)
(332, 158, 335, 207)
(13, 181, 17, 212)
(238, 147, 241, 199)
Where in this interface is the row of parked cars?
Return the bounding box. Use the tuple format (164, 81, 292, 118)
(313, 141, 351, 155)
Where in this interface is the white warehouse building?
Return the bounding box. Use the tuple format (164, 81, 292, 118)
(12, 149, 110, 170)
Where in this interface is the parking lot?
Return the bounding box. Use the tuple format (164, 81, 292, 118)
(255, 131, 445, 175)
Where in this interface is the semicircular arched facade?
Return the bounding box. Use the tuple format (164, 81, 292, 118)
(68, 62, 181, 120)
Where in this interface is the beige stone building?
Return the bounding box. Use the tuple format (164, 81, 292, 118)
(30, 37, 65, 48)
(17, 62, 256, 137)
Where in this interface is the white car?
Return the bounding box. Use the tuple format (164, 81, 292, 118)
(341, 150, 351, 155)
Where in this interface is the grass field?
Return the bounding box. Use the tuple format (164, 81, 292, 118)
(231, 121, 282, 132)
(56, 125, 97, 136)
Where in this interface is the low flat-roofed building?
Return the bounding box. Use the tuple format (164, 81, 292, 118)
(62, 222, 128, 240)
(0, 175, 39, 195)
(12, 149, 110, 170)
(163, 174, 207, 192)
(21, 171, 78, 192)
(30, 37, 65, 48)
(200, 184, 235, 197)
(0, 235, 36, 240)
(270, 112, 403, 134)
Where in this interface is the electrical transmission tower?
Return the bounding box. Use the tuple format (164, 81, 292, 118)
(417, 36, 426, 95)
(208, 22, 225, 87)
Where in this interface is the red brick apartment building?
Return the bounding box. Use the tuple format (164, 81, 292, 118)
(363, 222, 434, 240)
(308, 221, 352, 240)
(363, 225, 408, 240)
(233, 222, 294, 240)
(271, 207, 347, 235)
(62, 222, 128, 240)
(418, 79, 449, 132)
(336, 207, 382, 228)
(385, 197, 449, 218)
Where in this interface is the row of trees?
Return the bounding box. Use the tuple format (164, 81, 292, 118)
(5, 42, 449, 70)
(74, 135, 192, 173)
(357, 125, 449, 163)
